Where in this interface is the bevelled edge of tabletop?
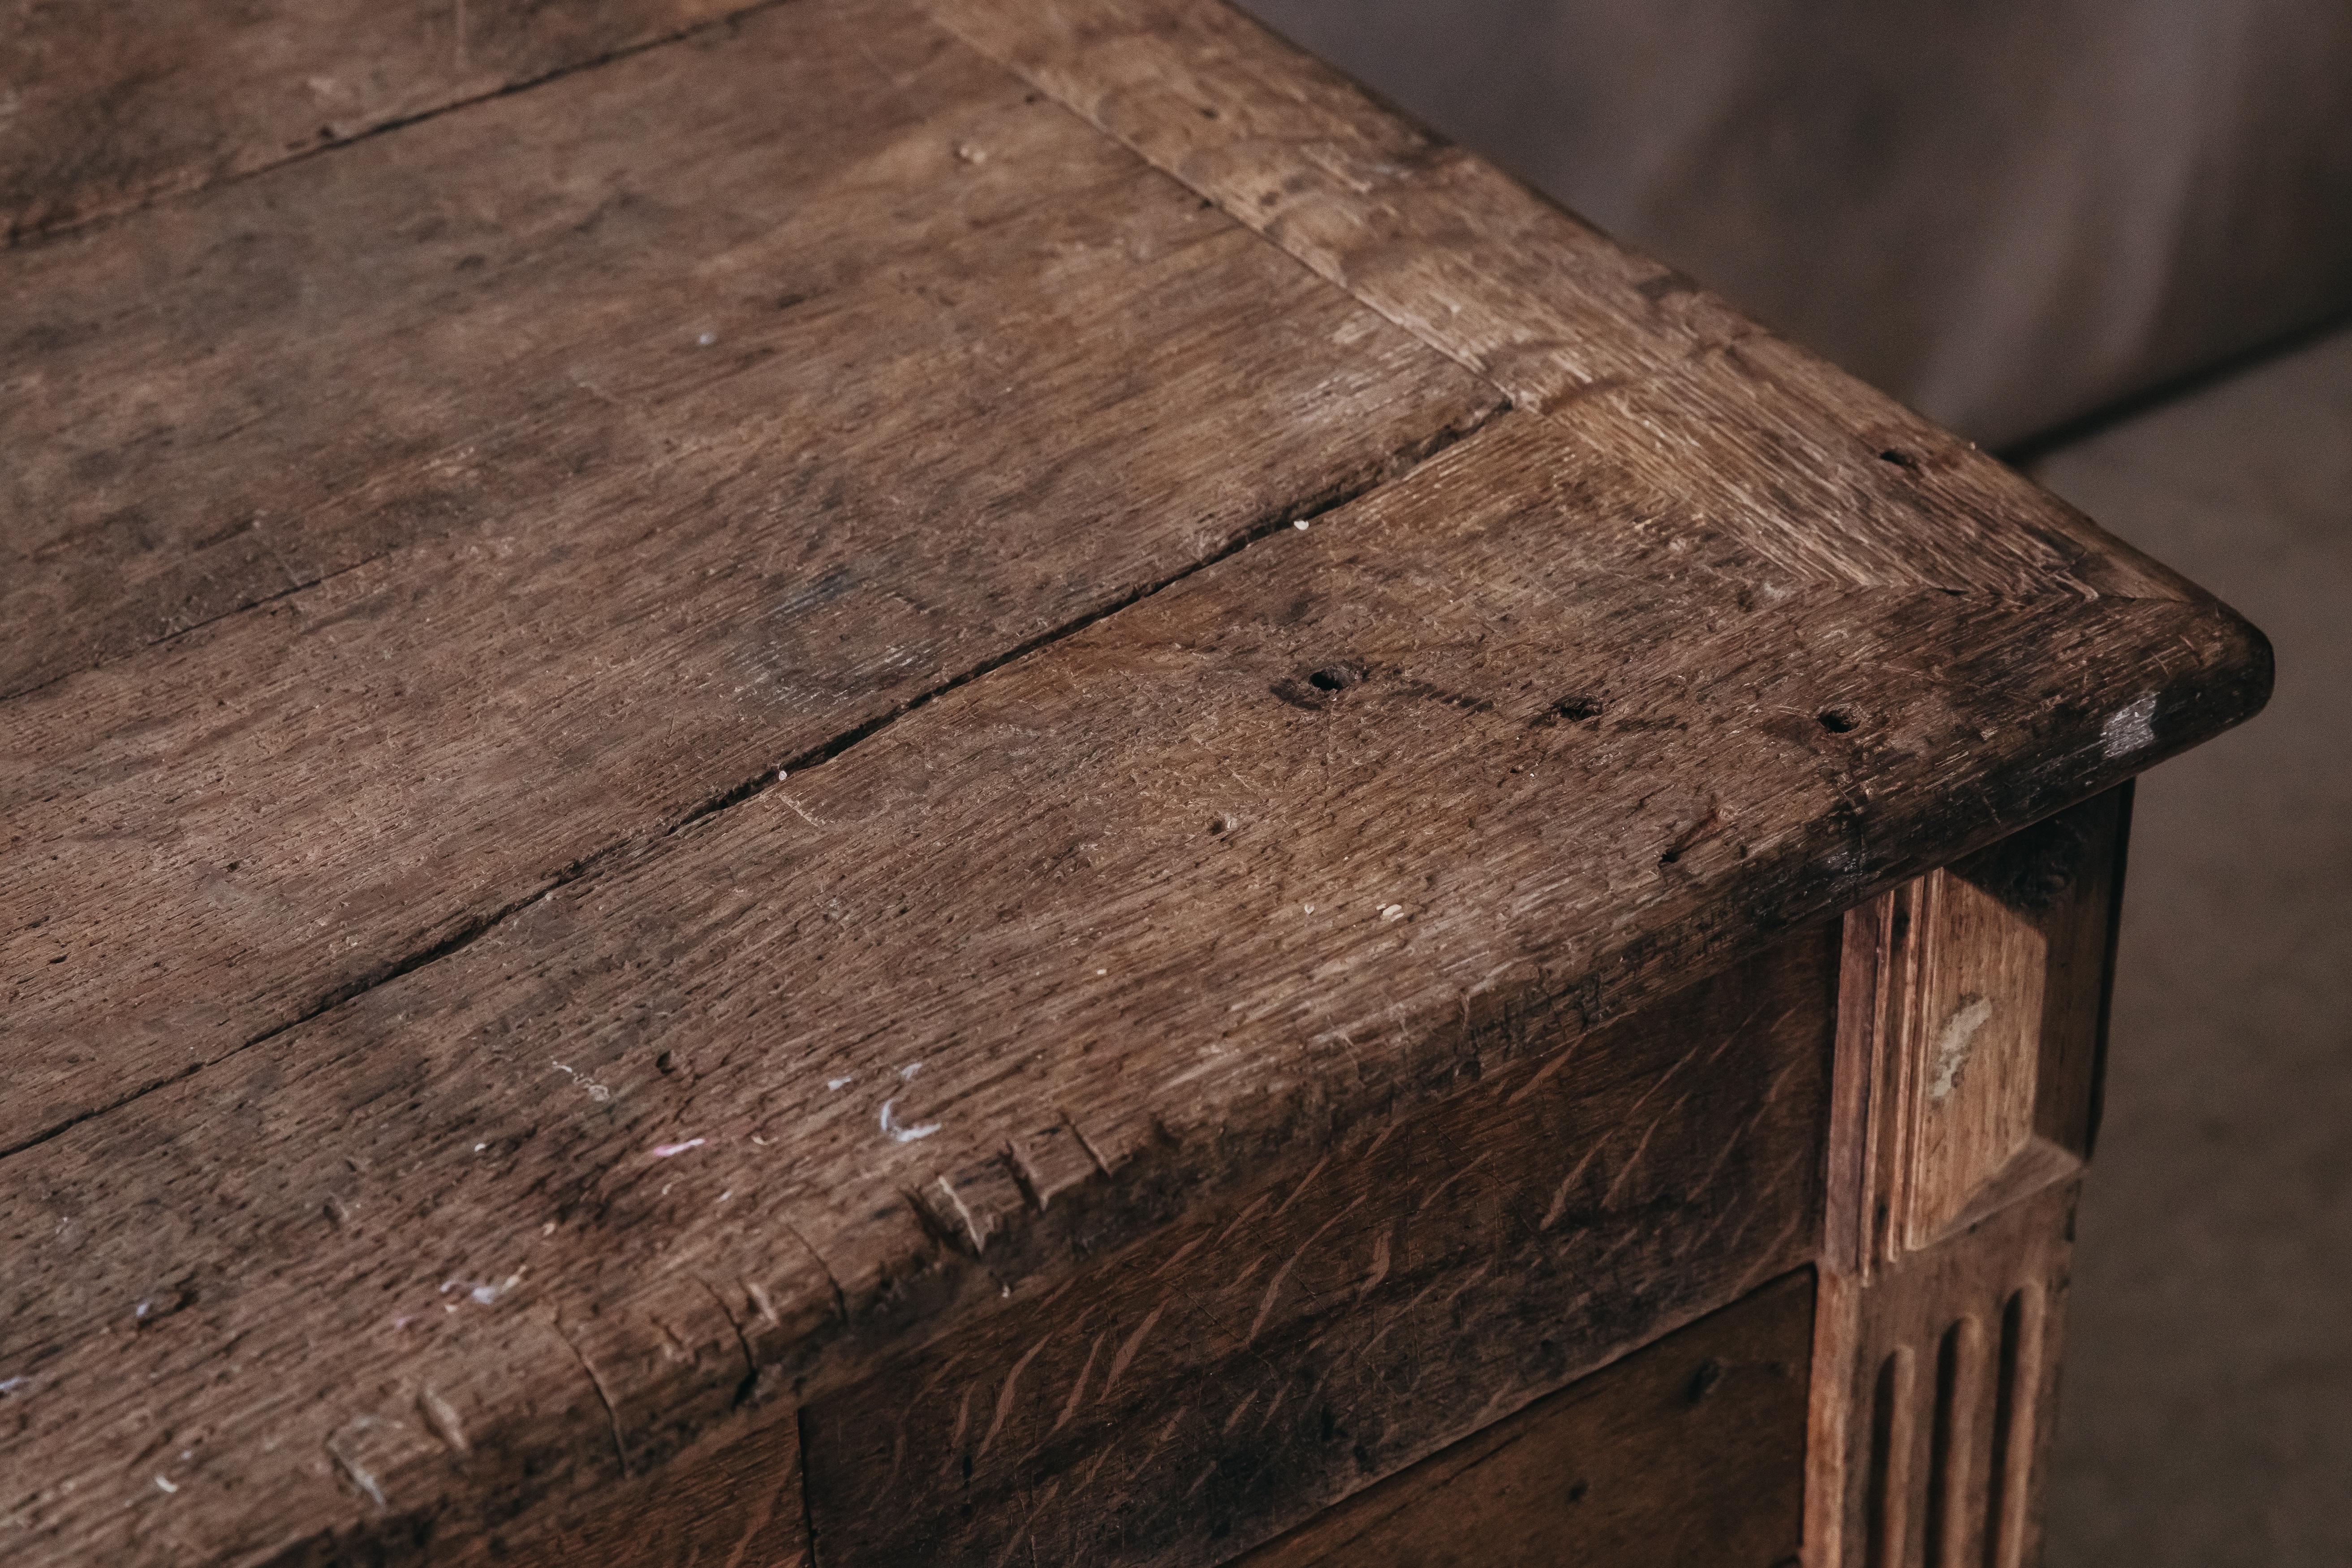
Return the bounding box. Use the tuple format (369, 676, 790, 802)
(925, 0, 2209, 606)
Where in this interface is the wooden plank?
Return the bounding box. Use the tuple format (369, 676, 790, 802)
(0, 0, 1499, 1154)
(0, 0, 761, 243)
(1237, 1270, 1814, 1568)
(1807, 1183, 2076, 1568)
(1, 401, 2261, 1565)
(799, 932, 1832, 1567)
(0, 0, 1503, 705)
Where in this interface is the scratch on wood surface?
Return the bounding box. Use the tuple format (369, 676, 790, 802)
(1540, 1141, 1608, 1230)
(1098, 1304, 1166, 1403)
(1409, 1151, 1489, 1219)
(985, 1476, 1062, 1568)
(1247, 1194, 1367, 1344)
(1050, 1332, 1105, 1434)
(977, 1331, 1054, 1462)
(1353, 1226, 1393, 1300)
(555, 1319, 631, 1476)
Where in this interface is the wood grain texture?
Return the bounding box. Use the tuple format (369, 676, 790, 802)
(0, 0, 1498, 1155)
(0, 2, 2274, 1564)
(923, 0, 2207, 602)
(800, 932, 1832, 1568)
(1, 404, 2258, 1565)
(1829, 791, 2124, 1275)
(0, 0, 761, 243)
(487, 1407, 807, 1568)
(1807, 1183, 2076, 1568)
(1237, 1269, 1814, 1568)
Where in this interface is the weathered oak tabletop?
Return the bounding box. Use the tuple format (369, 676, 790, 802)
(1, 2, 2269, 1565)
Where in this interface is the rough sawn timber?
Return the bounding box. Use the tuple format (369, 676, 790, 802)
(0, 0, 2273, 1564)
(0, 0, 1498, 1154)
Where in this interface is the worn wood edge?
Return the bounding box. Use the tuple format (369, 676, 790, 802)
(306, 604, 2262, 1558)
(922, 0, 2231, 610)
(0, 553, 2270, 1563)
(0, 440, 2270, 1568)
(0, 0, 780, 250)
(794, 930, 1832, 1566)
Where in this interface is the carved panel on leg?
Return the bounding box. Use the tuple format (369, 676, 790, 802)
(1808, 1182, 2074, 1568)
(1828, 788, 2128, 1275)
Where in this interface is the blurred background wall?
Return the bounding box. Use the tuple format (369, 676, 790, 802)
(1238, 0, 2352, 448)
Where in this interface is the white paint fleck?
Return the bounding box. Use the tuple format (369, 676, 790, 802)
(0, 1376, 28, 1396)
(473, 1142, 487, 1153)
(550, 1059, 612, 1103)
(1381, 904, 1406, 922)
(2101, 694, 2158, 758)
(1292, 519, 1309, 531)
(900, 1061, 923, 1080)
(826, 1075, 857, 1091)
(470, 1285, 499, 1306)
(650, 1138, 706, 1159)
(719, 1190, 733, 1202)
(541, 1222, 556, 1235)
(696, 331, 717, 347)
(880, 1098, 941, 1143)
(153, 1476, 177, 1495)
(1302, 903, 1314, 914)
(1095, 968, 1107, 976)
(1929, 994, 1994, 1103)
(751, 1134, 772, 1147)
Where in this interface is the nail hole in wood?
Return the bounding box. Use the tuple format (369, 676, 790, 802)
(1818, 707, 1859, 733)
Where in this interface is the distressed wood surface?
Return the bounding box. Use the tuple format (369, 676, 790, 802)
(0, 0, 762, 244)
(488, 1407, 807, 1568)
(1238, 1270, 1814, 1568)
(801, 932, 1831, 1567)
(0, 0, 1497, 1155)
(0, 0, 2273, 1564)
(924, 0, 2198, 603)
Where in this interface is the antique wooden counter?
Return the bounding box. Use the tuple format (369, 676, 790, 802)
(0, 2, 2270, 1564)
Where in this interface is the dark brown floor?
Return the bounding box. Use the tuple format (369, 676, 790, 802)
(2026, 327, 2352, 1567)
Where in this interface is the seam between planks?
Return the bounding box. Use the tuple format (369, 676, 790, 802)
(2, 0, 798, 254)
(0, 540, 415, 708)
(0, 399, 1509, 1166)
